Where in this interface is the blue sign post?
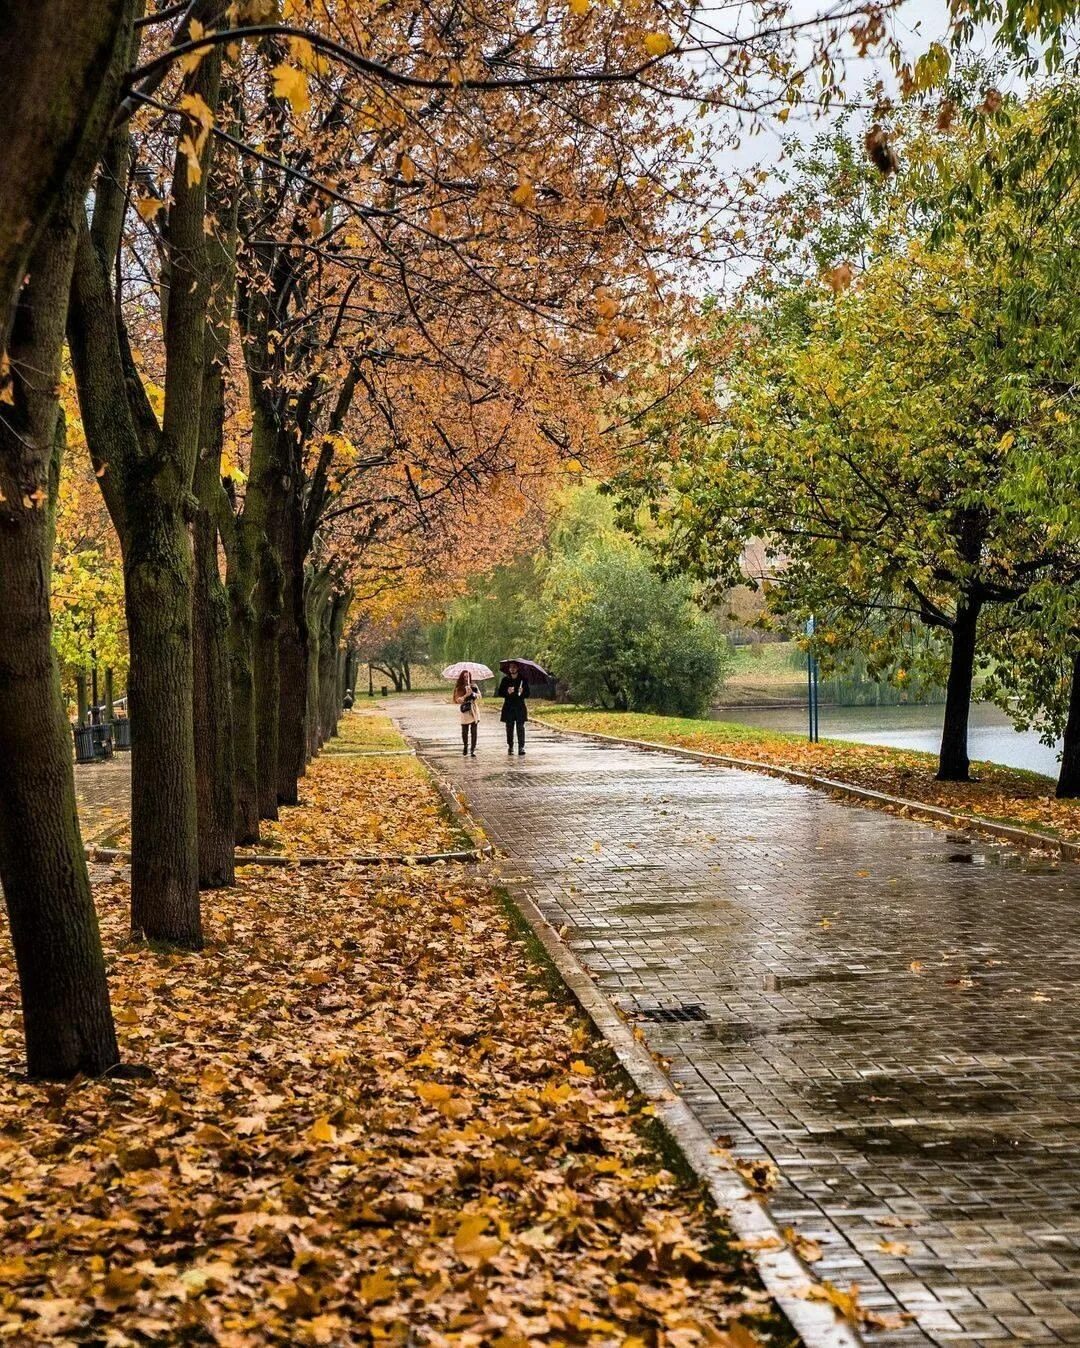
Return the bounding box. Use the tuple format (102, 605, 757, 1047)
(805, 616, 819, 743)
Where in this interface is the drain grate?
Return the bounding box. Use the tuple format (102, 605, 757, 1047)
(638, 1003, 709, 1024)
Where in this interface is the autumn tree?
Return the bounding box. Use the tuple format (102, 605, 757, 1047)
(0, 2, 135, 1077)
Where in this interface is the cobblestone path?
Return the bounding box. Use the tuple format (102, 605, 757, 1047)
(392, 698, 1080, 1347)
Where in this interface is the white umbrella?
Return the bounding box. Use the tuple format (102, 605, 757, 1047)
(441, 661, 494, 681)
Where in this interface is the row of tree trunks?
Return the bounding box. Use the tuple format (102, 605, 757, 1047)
(0, 1, 135, 1078)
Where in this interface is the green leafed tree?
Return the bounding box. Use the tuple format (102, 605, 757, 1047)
(619, 84, 1080, 782)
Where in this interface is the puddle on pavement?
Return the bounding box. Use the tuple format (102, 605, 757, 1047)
(809, 1077, 1038, 1118)
(811, 1125, 1038, 1161)
(763, 968, 892, 991)
(940, 849, 1060, 873)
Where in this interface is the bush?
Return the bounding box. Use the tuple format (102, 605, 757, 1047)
(543, 549, 731, 716)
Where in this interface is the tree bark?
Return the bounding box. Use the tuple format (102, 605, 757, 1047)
(1056, 651, 1080, 799)
(0, 481, 120, 1077)
(226, 536, 260, 843)
(0, 2, 128, 351)
(937, 597, 981, 782)
(0, 20, 130, 1075)
(253, 544, 282, 820)
(304, 572, 329, 760)
(276, 507, 308, 803)
(193, 453, 236, 888)
(124, 507, 202, 943)
(68, 47, 219, 947)
(319, 591, 349, 744)
(191, 107, 237, 886)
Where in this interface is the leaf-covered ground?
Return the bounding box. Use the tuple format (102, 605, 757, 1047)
(539, 708, 1080, 845)
(0, 730, 789, 1346)
(242, 755, 466, 858)
(323, 709, 408, 755)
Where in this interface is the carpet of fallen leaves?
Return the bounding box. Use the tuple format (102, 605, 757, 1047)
(0, 737, 789, 1346)
(243, 755, 465, 859)
(541, 708, 1080, 845)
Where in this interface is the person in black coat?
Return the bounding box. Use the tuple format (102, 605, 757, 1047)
(497, 662, 529, 755)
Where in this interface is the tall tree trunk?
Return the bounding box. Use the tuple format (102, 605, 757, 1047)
(0, 417, 120, 1079)
(124, 505, 202, 944)
(277, 516, 308, 804)
(69, 46, 218, 947)
(227, 552, 260, 844)
(304, 573, 327, 761)
(253, 545, 282, 820)
(1056, 650, 1080, 799)
(937, 597, 981, 783)
(319, 592, 348, 744)
(191, 113, 238, 886)
(0, 2, 128, 349)
(0, 16, 130, 1073)
(192, 463, 235, 888)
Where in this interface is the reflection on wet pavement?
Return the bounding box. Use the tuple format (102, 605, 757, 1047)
(393, 699, 1080, 1347)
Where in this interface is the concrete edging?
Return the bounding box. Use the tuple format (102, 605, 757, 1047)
(397, 726, 864, 1348)
(87, 845, 492, 868)
(533, 717, 1080, 863)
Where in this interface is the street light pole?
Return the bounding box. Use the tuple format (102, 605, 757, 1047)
(805, 616, 819, 744)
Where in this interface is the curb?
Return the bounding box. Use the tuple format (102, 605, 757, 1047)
(533, 717, 1080, 863)
(397, 729, 864, 1348)
(87, 845, 492, 867)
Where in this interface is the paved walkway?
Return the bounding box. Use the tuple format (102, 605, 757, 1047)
(74, 753, 131, 844)
(392, 699, 1080, 1347)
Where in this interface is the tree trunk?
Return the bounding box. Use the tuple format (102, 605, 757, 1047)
(937, 598, 981, 783)
(124, 505, 203, 945)
(192, 476, 235, 888)
(1056, 651, 1080, 799)
(0, 2, 128, 350)
(0, 9, 133, 1077)
(277, 533, 307, 804)
(319, 593, 348, 743)
(253, 545, 282, 820)
(305, 576, 325, 760)
(191, 115, 237, 887)
(104, 668, 115, 723)
(76, 671, 89, 725)
(0, 417, 119, 1079)
(227, 563, 260, 844)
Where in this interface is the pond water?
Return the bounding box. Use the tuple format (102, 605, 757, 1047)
(711, 701, 1063, 780)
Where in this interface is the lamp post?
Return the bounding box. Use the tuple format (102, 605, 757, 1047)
(805, 615, 819, 743)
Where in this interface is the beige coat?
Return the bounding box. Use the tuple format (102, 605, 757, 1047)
(454, 684, 482, 724)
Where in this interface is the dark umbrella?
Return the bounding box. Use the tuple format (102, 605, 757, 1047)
(499, 658, 551, 684)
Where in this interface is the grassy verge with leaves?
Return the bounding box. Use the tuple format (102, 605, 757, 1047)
(538, 707, 1080, 844)
(0, 716, 793, 1346)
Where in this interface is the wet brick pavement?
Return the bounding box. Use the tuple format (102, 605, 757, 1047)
(393, 698, 1080, 1346)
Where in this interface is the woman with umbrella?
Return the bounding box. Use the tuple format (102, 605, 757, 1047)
(442, 661, 492, 756)
(497, 658, 548, 756)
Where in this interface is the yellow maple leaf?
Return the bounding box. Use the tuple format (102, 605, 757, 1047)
(271, 63, 310, 115)
(135, 196, 165, 223)
(643, 31, 674, 56)
(511, 180, 537, 209)
(452, 1214, 502, 1266)
(306, 1115, 337, 1144)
